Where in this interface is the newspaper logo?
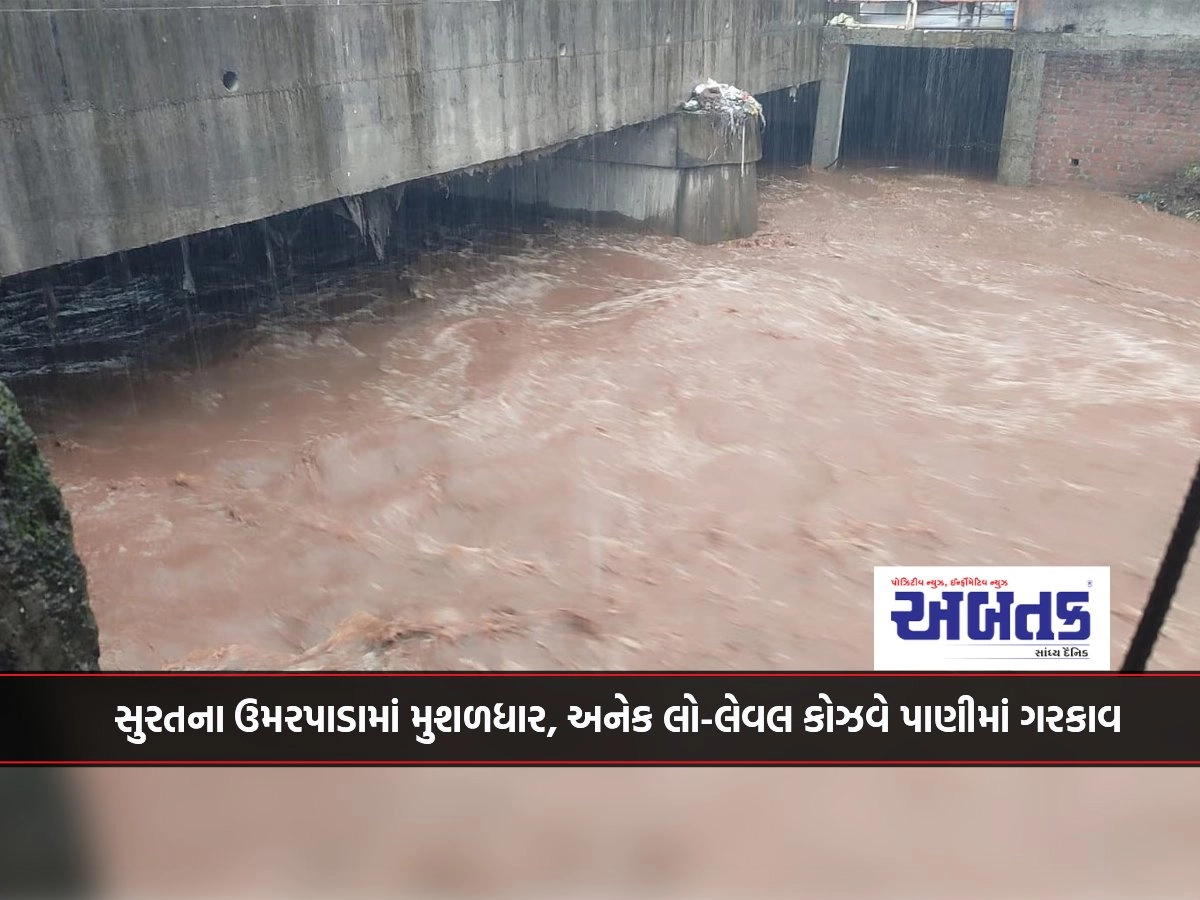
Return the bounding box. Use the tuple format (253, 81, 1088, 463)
(874, 566, 1111, 671)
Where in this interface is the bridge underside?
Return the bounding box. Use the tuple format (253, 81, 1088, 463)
(0, 0, 824, 280)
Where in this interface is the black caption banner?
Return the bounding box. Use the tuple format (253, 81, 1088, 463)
(1, 673, 1198, 766)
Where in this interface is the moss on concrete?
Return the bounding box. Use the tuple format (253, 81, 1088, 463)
(0, 381, 100, 671)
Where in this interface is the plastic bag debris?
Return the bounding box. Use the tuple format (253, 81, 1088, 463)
(679, 79, 764, 174)
(681, 78, 765, 129)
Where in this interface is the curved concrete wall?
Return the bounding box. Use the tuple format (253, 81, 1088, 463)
(0, 0, 825, 277)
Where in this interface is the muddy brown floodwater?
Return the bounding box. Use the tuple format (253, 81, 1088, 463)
(23, 167, 1200, 671)
(22, 167, 1200, 900)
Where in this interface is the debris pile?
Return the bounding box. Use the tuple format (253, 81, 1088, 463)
(681, 79, 765, 130)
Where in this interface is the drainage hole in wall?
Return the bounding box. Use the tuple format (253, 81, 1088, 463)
(222, 71, 239, 92)
(1070, 158, 1080, 167)
(1062, 24, 1076, 33)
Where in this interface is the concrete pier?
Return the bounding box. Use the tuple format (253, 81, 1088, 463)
(997, 50, 1047, 188)
(811, 44, 853, 171)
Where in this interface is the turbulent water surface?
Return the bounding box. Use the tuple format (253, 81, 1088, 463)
(18, 167, 1200, 671)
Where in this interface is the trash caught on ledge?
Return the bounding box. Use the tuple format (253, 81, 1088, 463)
(681, 79, 766, 130)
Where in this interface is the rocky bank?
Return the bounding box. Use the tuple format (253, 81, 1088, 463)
(0, 381, 100, 671)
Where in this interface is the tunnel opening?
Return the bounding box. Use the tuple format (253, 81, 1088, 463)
(840, 45, 1013, 177)
(758, 83, 821, 167)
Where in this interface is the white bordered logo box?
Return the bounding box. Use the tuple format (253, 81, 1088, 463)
(874, 566, 1111, 671)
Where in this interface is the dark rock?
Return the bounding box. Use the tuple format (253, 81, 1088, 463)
(0, 381, 100, 671)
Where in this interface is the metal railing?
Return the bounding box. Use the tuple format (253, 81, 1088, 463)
(836, 1, 1021, 31)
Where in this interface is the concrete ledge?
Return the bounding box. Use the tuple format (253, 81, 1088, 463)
(1016, 32, 1200, 53)
(824, 24, 1200, 55)
(823, 25, 1017, 51)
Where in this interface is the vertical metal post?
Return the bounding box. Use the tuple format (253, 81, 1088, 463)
(1121, 458, 1200, 673)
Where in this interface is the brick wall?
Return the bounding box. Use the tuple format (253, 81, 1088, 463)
(1031, 51, 1200, 192)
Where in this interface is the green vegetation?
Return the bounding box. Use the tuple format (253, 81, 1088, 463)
(1132, 164, 1200, 220)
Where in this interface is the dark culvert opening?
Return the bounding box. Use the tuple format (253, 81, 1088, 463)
(758, 83, 821, 167)
(840, 46, 1013, 177)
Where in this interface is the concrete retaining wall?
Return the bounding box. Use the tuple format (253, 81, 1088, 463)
(0, 0, 825, 278)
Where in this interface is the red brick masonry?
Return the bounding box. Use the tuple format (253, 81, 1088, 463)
(1031, 51, 1200, 192)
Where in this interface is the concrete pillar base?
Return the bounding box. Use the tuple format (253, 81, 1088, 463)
(676, 165, 759, 245)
